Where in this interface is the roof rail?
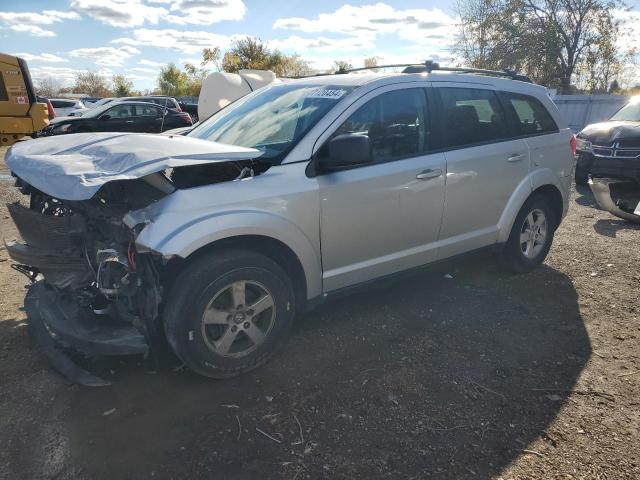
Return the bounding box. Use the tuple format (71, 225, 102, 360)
(341, 61, 532, 83)
(283, 61, 532, 83)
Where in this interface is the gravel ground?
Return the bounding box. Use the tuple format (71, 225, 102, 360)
(0, 145, 638, 479)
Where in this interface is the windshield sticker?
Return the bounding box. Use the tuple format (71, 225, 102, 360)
(308, 88, 347, 100)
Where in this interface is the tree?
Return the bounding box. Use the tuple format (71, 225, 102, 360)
(73, 71, 111, 97)
(157, 63, 188, 96)
(453, 0, 624, 93)
(183, 62, 209, 96)
(363, 56, 380, 69)
(220, 37, 315, 77)
(332, 60, 353, 73)
(202, 47, 222, 71)
(222, 37, 273, 73)
(112, 74, 134, 97)
(35, 77, 63, 97)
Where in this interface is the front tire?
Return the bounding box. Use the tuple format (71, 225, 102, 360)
(164, 249, 295, 378)
(501, 194, 556, 273)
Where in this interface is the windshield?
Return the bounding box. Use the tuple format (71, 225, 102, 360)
(88, 98, 115, 109)
(611, 97, 640, 121)
(188, 83, 356, 163)
(80, 102, 119, 118)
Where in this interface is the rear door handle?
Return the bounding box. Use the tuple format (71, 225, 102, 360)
(507, 153, 525, 162)
(125, 120, 134, 123)
(416, 168, 442, 180)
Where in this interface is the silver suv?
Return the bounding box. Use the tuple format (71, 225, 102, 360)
(5, 65, 575, 383)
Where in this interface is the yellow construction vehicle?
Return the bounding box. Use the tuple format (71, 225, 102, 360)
(0, 53, 49, 146)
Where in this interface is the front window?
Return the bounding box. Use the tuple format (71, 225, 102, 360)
(189, 83, 357, 163)
(610, 97, 640, 122)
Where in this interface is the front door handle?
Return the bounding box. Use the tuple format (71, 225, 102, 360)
(507, 153, 525, 162)
(416, 168, 442, 180)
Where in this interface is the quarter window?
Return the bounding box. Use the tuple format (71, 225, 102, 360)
(506, 94, 558, 135)
(438, 88, 508, 148)
(332, 88, 428, 163)
(136, 104, 161, 116)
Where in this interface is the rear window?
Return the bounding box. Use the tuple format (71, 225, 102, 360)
(51, 100, 74, 108)
(438, 87, 509, 149)
(506, 94, 558, 135)
(0, 74, 8, 102)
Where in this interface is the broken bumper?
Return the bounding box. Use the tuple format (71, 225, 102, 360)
(23, 281, 149, 386)
(589, 177, 640, 224)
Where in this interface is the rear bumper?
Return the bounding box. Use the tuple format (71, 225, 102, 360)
(589, 177, 640, 224)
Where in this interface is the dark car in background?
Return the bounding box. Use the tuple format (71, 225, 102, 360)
(118, 95, 182, 112)
(41, 101, 192, 136)
(575, 97, 640, 185)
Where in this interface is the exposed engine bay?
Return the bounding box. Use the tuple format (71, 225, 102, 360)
(5, 137, 270, 385)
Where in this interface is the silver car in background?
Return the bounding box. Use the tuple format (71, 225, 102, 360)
(5, 64, 575, 384)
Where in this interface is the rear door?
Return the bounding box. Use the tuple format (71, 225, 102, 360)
(500, 91, 570, 178)
(134, 103, 164, 132)
(433, 83, 530, 259)
(315, 84, 447, 291)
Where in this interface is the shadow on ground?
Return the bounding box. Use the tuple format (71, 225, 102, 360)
(60, 255, 588, 479)
(574, 185, 598, 207)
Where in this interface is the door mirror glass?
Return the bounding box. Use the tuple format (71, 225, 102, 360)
(320, 134, 372, 171)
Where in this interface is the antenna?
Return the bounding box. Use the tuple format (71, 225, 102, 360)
(159, 83, 174, 133)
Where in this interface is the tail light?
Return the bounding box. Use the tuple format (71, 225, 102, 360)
(178, 112, 192, 124)
(47, 101, 56, 119)
(570, 135, 577, 156)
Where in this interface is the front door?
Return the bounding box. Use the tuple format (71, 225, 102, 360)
(95, 103, 136, 132)
(316, 85, 446, 292)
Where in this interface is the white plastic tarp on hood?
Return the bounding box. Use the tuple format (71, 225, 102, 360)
(6, 132, 263, 201)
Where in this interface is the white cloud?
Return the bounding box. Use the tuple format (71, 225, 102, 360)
(70, 0, 167, 27)
(165, 0, 246, 25)
(269, 35, 375, 53)
(138, 59, 166, 67)
(273, 3, 456, 52)
(12, 53, 68, 63)
(112, 28, 231, 54)
(10, 25, 56, 37)
(131, 67, 159, 73)
(69, 46, 141, 66)
(30, 66, 84, 86)
(0, 9, 80, 37)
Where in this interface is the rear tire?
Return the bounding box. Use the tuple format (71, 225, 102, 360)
(574, 164, 589, 186)
(500, 194, 556, 274)
(163, 249, 295, 379)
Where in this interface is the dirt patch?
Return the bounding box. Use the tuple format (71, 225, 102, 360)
(0, 145, 638, 479)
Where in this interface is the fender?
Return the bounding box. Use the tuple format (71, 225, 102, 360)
(134, 209, 323, 299)
(496, 168, 567, 243)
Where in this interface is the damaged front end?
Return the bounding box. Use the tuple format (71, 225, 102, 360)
(7, 180, 165, 386)
(589, 177, 640, 224)
(4, 132, 266, 385)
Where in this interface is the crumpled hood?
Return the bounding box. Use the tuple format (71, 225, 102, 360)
(6, 132, 263, 201)
(579, 121, 640, 145)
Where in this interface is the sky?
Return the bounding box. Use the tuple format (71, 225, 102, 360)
(1, 0, 640, 92)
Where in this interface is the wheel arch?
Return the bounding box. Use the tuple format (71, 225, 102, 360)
(497, 169, 568, 243)
(164, 234, 310, 313)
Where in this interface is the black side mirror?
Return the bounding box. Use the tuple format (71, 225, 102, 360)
(100, 114, 111, 120)
(320, 134, 372, 172)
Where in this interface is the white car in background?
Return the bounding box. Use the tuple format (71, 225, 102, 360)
(49, 98, 87, 117)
